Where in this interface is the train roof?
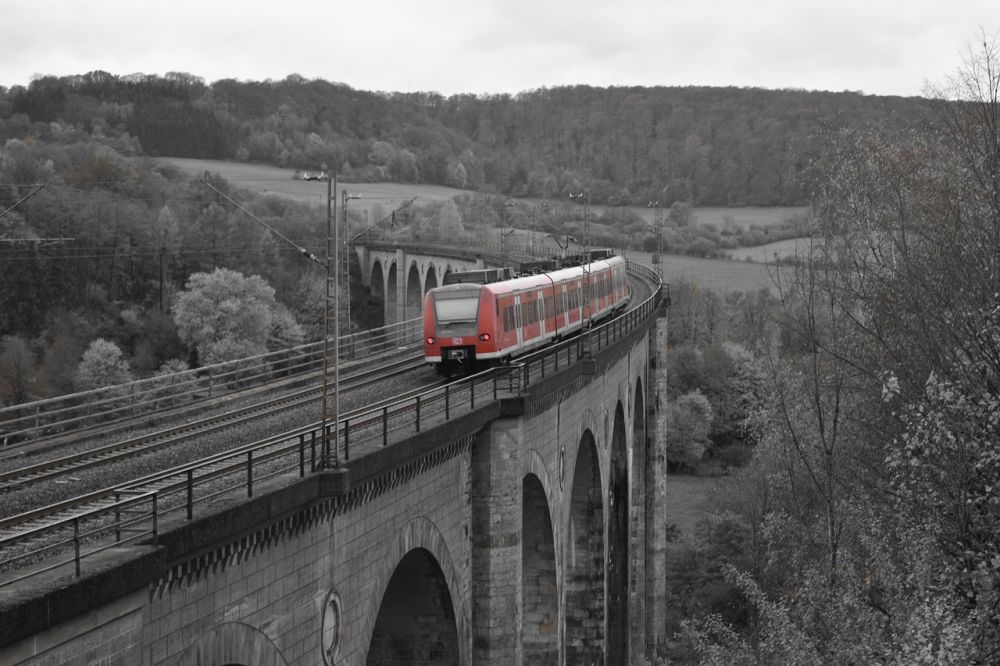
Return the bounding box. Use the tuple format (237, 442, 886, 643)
(482, 254, 624, 295)
(425, 254, 624, 298)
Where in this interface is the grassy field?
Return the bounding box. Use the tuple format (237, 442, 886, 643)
(724, 237, 814, 263)
(160, 157, 468, 207)
(621, 249, 780, 293)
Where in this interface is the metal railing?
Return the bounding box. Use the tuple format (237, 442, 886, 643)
(0, 255, 664, 588)
(0, 318, 422, 445)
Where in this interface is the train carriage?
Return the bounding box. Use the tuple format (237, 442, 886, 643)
(423, 255, 629, 376)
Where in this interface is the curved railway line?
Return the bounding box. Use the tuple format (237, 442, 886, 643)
(0, 260, 660, 587)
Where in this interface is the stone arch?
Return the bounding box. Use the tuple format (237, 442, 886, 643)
(385, 261, 398, 324)
(406, 261, 422, 321)
(522, 472, 558, 664)
(369, 259, 386, 328)
(360, 517, 466, 665)
(607, 400, 630, 663)
(565, 429, 604, 664)
(425, 263, 439, 292)
(181, 621, 287, 665)
(370, 259, 384, 301)
(577, 407, 600, 453)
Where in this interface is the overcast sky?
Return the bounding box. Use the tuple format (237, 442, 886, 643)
(2, 0, 995, 98)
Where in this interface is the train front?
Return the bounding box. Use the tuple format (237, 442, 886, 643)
(423, 284, 493, 376)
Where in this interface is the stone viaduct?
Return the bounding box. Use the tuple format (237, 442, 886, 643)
(354, 245, 485, 325)
(0, 243, 671, 665)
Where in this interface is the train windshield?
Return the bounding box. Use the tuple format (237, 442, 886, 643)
(434, 294, 480, 323)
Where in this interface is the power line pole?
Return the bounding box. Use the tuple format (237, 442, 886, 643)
(569, 190, 591, 355)
(322, 174, 339, 467)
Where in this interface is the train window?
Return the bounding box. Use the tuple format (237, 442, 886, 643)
(434, 294, 480, 323)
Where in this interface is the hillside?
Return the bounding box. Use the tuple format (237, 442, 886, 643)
(0, 72, 935, 207)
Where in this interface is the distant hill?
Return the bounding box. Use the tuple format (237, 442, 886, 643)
(1, 71, 935, 207)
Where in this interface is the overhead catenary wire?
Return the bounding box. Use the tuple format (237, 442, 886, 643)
(200, 176, 323, 265)
(0, 184, 46, 219)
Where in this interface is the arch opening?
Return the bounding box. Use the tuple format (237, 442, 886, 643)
(385, 262, 398, 325)
(522, 473, 558, 664)
(565, 430, 604, 664)
(425, 265, 438, 292)
(406, 263, 422, 321)
(366, 547, 459, 665)
(608, 401, 630, 663)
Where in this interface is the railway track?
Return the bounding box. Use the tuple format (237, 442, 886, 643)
(0, 264, 661, 583)
(0, 377, 451, 579)
(0, 353, 426, 493)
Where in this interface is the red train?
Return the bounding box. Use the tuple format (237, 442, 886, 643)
(423, 254, 630, 376)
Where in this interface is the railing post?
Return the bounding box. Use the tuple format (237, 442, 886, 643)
(247, 451, 254, 497)
(382, 407, 388, 446)
(310, 430, 317, 472)
(470, 378, 475, 410)
(74, 518, 81, 577)
(299, 434, 305, 477)
(493, 371, 498, 400)
(445, 385, 450, 420)
(151, 493, 158, 537)
(344, 419, 350, 461)
(416, 395, 421, 432)
(187, 470, 193, 519)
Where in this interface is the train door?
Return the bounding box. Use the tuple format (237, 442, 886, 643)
(514, 294, 523, 350)
(559, 285, 567, 333)
(538, 289, 549, 340)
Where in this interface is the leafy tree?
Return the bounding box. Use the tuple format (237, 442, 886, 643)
(685, 37, 1000, 663)
(0, 335, 33, 403)
(668, 201, 695, 227)
(665, 390, 714, 469)
(75, 338, 133, 390)
(172, 268, 293, 365)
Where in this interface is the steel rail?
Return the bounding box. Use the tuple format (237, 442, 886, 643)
(0, 318, 423, 445)
(0, 353, 426, 492)
(0, 259, 663, 588)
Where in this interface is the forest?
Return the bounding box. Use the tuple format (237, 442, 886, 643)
(1, 71, 934, 206)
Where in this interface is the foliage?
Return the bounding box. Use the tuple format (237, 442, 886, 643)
(75, 337, 133, 390)
(682, 37, 1000, 664)
(0, 334, 33, 403)
(172, 268, 293, 366)
(665, 390, 714, 469)
(2, 72, 937, 207)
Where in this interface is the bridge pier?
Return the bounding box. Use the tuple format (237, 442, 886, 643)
(471, 421, 523, 664)
(645, 293, 671, 659)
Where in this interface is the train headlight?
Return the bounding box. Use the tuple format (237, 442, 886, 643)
(425, 336, 436, 345)
(479, 333, 491, 342)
